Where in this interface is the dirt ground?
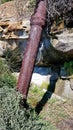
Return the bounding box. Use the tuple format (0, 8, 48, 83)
(28, 85, 73, 130)
(57, 118, 73, 130)
(40, 98, 73, 130)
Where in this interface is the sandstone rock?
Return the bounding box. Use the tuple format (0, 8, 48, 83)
(0, 1, 31, 23)
(22, 19, 30, 33)
(52, 28, 73, 52)
(0, 1, 17, 22)
(55, 79, 73, 99)
(3, 22, 23, 34)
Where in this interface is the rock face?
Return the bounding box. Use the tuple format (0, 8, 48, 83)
(0, 0, 32, 22)
(0, 1, 17, 22)
(52, 29, 73, 58)
(36, 28, 73, 66)
(0, 1, 73, 70)
(0, 1, 73, 100)
(55, 78, 73, 99)
(0, 0, 31, 56)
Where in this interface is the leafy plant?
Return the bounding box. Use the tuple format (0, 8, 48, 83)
(64, 61, 73, 75)
(0, 86, 56, 130)
(4, 48, 22, 72)
(28, 84, 46, 107)
(0, 59, 16, 88)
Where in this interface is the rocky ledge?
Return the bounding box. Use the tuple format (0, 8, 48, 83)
(0, 1, 73, 68)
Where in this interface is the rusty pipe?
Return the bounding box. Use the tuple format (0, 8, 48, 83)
(16, 0, 46, 98)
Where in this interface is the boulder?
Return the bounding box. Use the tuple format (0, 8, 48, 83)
(36, 28, 73, 66)
(52, 28, 73, 58)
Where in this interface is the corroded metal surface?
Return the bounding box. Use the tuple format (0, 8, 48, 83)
(16, 0, 46, 98)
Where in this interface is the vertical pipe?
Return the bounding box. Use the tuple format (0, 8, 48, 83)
(16, 0, 46, 98)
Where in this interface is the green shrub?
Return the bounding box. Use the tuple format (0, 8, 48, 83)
(0, 86, 55, 130)
(0, 59, 16, 88)
(4, 48, 22, 72)
(64, 61, 73, 75)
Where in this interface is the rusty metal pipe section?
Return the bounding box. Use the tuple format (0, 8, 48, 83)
(16, 0, 46, 98)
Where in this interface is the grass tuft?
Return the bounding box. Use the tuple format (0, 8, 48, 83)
(0, 59, 16, 88)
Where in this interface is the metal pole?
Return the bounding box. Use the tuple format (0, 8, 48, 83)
(16, 0, 46, 99)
